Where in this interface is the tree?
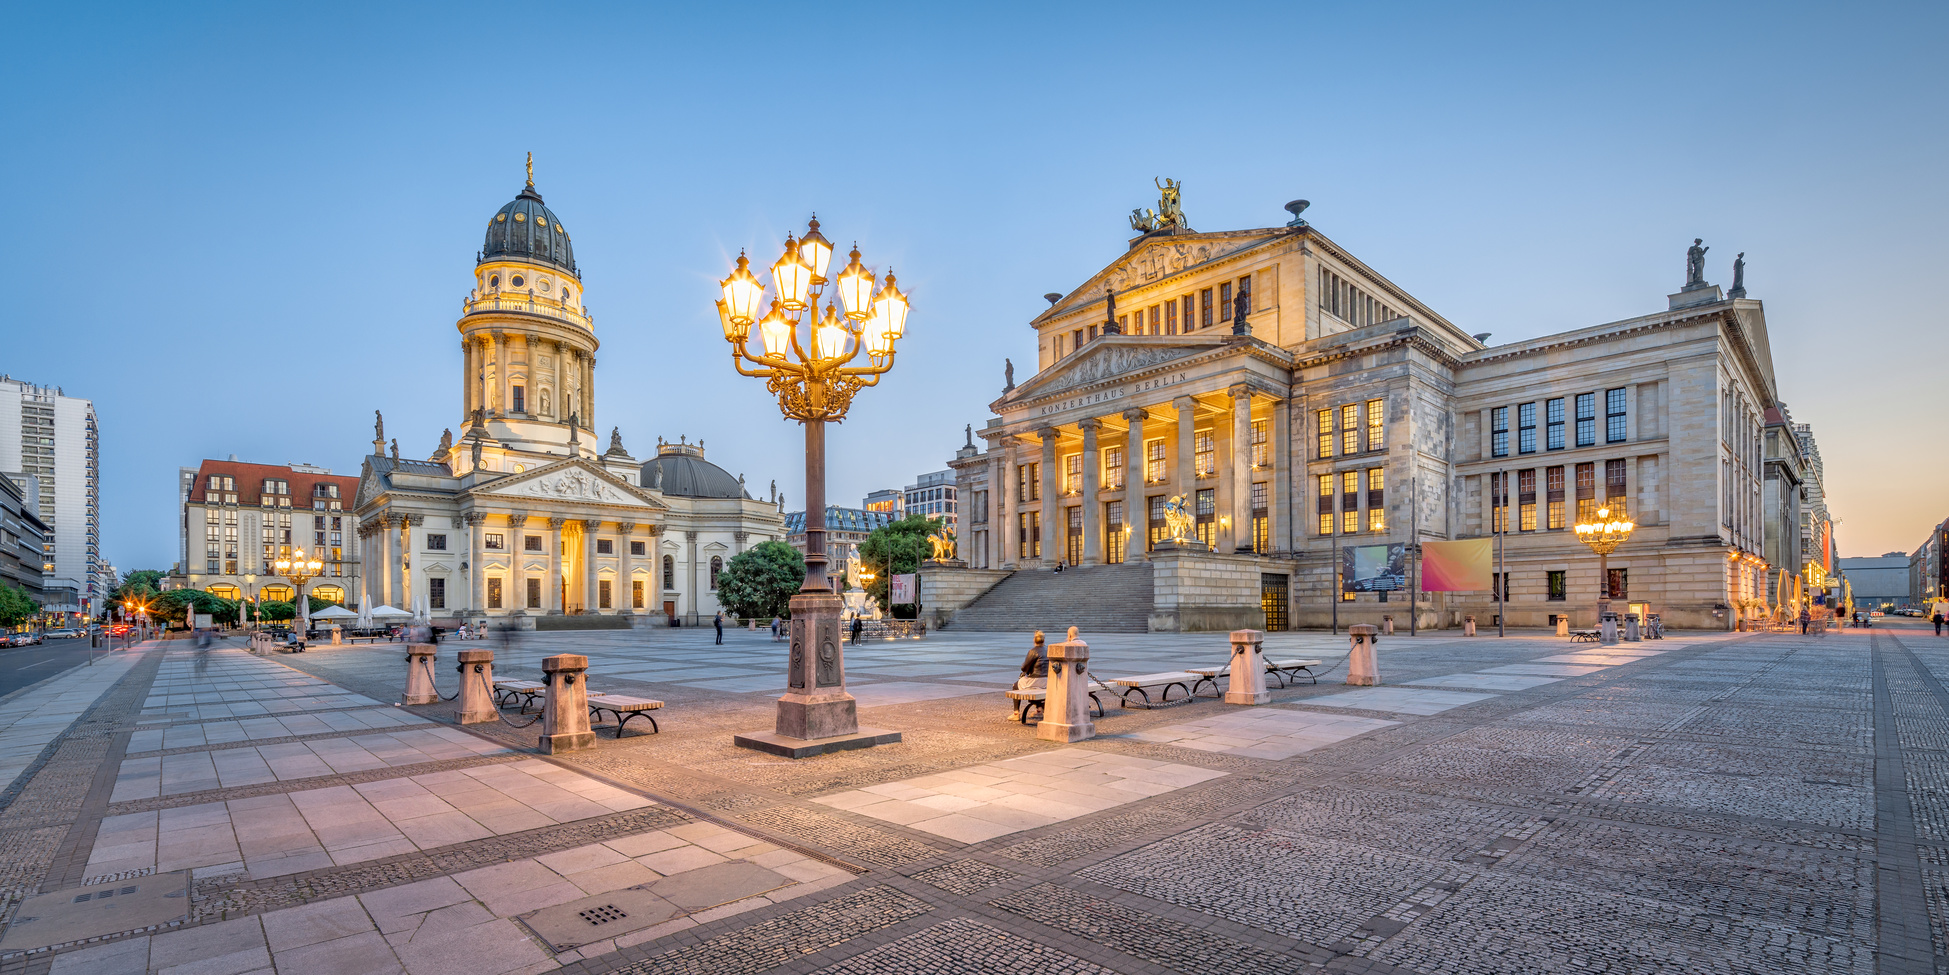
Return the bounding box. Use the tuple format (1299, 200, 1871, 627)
(109, 569, 165, 606)
(714, 541, 806, 621)
(257, 601, 296, 622)
(0, 583, 39, 627)
(153, 589, 237, 626)
(859, 514, 940, 617)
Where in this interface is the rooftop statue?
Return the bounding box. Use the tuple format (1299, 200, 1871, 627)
(1686, 238, 1709, 288)
(1154, 177, 1185, 230)
(1004, 358, 1015, 391)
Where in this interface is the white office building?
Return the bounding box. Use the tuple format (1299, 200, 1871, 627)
(0, 376, 100, 618)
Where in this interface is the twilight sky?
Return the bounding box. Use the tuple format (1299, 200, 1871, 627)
(3, 1, 1943, 571)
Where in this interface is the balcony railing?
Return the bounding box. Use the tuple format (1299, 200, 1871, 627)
(462, 294, 594, 330)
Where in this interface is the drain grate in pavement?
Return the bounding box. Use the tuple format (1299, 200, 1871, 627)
(0, 871, 188, 952)
(579, 903, 629, 925)
(520, 861, 794, 953)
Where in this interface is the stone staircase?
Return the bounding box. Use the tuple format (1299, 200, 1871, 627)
(942, 563, 1154, 633)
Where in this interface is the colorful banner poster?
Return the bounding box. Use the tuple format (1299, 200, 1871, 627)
(1342, 544, 1407, 593)
(889, 573, 917, 604)
(1420, 538, 1493, 592)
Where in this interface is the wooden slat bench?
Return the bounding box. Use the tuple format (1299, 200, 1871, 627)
(1103, 672, 1199, 709)
(1569, 629, 1601, 643)
(588, 693, 663, 737)
(493, 679, 546, 712)
(1188, 658, 1325, 697)
(1004, 684, 1107, 724)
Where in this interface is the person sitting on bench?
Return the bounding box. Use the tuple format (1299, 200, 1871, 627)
(1013, 630, 1049, 712)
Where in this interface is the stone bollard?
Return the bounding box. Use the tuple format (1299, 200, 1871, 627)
(1037, 639, 1095, 743)
(1463, 616, 1477, 637)
(402, 644, 438, 705)
(1624, 613, 1641, 642)
(1555, 616, 1569, 638)
(540, 654, 595, 754)
(1382, 615, 1394, 636)
(330, 625, 342, 646)
(454, 649, 496, 724)
(1225, 629, 1269, 705)
(1347, 624, 1381, 686)
(1600, 612, 1620, 645)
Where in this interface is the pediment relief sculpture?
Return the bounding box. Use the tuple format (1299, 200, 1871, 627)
(482, 463, 658, 507)
(1039, 344, 1202, 394)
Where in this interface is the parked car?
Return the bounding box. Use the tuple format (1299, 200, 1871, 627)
(45, 628, 82, 639)
(7, 632, 43, 647)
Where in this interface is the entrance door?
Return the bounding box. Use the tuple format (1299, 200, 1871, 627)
(1066, 507, 1083, 565)
(663, 600, 677, 623)
(1261, 573, 1289, 631)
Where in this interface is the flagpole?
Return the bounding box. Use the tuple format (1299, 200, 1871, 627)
(1497, 468, 1507, 638)
(1409, 473, 1418, 637)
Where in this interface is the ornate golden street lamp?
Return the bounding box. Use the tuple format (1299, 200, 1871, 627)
(719, 217, 909, 752)
(273, 548, 324, 645)
(1573, 506, 1634, 633)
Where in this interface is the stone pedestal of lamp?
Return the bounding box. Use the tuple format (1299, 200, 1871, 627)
(454, 649, 496, 724)
(401, 644, 438, 705)
(1346, 624, 1381, 686)
(1037, 638, 1095, 742)
(539, 654, 595, 754)
(1224, 629, 1269, 705)
(735, 591, 901, 758)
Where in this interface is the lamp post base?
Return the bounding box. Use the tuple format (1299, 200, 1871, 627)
(734, 591, 901, 758)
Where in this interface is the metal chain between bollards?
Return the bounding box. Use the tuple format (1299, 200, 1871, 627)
(416, 654, 462, 702)
(481, 667, 543, 728)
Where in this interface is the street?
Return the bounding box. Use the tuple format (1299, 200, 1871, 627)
(0, 633, 119, 699)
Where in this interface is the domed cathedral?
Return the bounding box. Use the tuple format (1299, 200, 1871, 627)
(353, 160, 787, 629)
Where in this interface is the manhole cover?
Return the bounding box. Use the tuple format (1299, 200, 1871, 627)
(0, 872, 189, 951)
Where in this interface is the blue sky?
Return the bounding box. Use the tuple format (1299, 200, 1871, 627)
(3, 0, 1943, 570)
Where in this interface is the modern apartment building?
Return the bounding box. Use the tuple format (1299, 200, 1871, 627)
(0, 376, 100, 619)
(0, 472, 48, 604)
(904, 470, 958, 537)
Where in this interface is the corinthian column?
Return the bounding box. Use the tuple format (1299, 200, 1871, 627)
(1230, 384, 1254, 553)
(1038, 426, 1059, 565)
(546, 518, 565, 614)
(1080, 418, 1101, 565)
(618, 523, 635, 614)
(1123, 408, 1147, 548)
(1174, 395, 1197, 505)
(584, 519, 602, 612)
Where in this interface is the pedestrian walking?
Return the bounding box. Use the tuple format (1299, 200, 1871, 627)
(771, 616, 782, 641)
(850, 614, 863, 644)
(1935, 610, 1943, 637)
(1798, 609, 1810, 635)
(714, 611, 724, 645)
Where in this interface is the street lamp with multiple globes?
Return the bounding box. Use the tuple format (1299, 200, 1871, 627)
(718, 217, 909, 752)
(273, 549, 324, 649)
(1573, 505, 1635, 637)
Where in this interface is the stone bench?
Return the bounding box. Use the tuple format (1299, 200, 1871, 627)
(587, 693, 663, 737)
(1102, 672, 1200, 709)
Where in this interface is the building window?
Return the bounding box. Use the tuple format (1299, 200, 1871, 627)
(1491, 407, 1509, 457)
(525, 535, 542, 552)
(1492, 572, 1507, 603)
(426, 533, 447, 551)
(1575, 393, 1596, 447)
(1340, 405, 1359, 454)
(1249, 419, 1269, 467)
(632, 579, 644, 609)
(596, 538, 613, 554)
(662, 555, 675, 590)
(428, 578, 445, 610)
(1066, 506, 1083, 563)
(709, 556, 722, 589)
(1103, 448, 1124, 489)
(1017, 462, 1040, 502)
(487, 577, 503, 609)
(1606, 458, 1627, 503)
(1491, 472, 1507, 534)
(1518, 402, 1537, 454)
(1518, 469, 1537, 531)
(630, 540, 646, 555)
(1019, 511, 1041, 558)
(1105, 500, 1126, 564)
(1548, 570, 1567, 601)
(1063, 453, 1082, 494)
(1148, 495, 1169, 550)
(1317, 409, 1333, 459)
(1146, 439, 1167, 483)
(511, 384, 526, 413)
(1607, 568, 1628, 599)
(1575, 462, 1596, 522)
(1546, 397, 1565, 450)
(1180, 295, 1194, 332)
(1219, 282, 1233, 323)
(526, 577, 542, 609)
(1149, 305, 1161, 333)
(1606, 387, 1628, 442)
(599, 580, 612, 609)
(1366, 468, 1386, 532)
(1365, 399, 1384, 452)
(1195, 488, 1216, 547)
(1317, 474, 1334, 535)
(1341, 471, 1359, 534)
(1164, 301, 1178, 333)
(1194, 431, 1215, 476)
(1546, 465, 1565, 530)
(1200, 289, 1213, 328)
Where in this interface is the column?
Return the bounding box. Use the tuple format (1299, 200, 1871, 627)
(583, 353, 596, 429)
(553, 341, 567, 421)
(1000, 439, 1018, 568)
(382, 516, 401, 608)
(685, 530, 699, 622)
(461, 338, 474, 419)
(546, 517, 564, 614)
(499, 331, 516, 417)
(1174, 395, 1197, 503)
(1230, 384, 1254, 553)
(734, 531, 748, 555)
(618, 523, 635, 614)
(359, 524, 372, 608)
(402, 515, 420, 609)
(1038, 426, 1059, 565)
(1080, 418, 1102, 565)
(509, 512, 528, 613)
(467, 513, 484, 614)
(1271, 396, 1290, 555)
(584, 519, 602, 612)
(1123, 408, 1147, 545)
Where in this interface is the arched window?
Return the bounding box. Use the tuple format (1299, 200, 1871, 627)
(261, 585, 294, 602)
(205, 585, 240, 601)
(311, 585, 345, 604)
(662, 555, 674, 591)
(710, 556, 723, 589)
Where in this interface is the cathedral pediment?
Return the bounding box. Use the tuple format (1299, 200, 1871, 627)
(1040, 229, 1292, 322)
(468, 458, 665, 509)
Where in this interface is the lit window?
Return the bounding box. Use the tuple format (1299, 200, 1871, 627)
(1146, 439, 1167, 483)
(1250, 419, 1269, 467)
(1064, 453, 1081, 494)
(1317, 475, 1334, 535)
(1365, 399, 1384, 451)
(1341, 405, 1359, 455)
(1103, 447, 1125, 489)
(1317, 410, 1333, 459)
(1194, 431, 1215, 476)
(1341, 471, 1359, 534)
(484, 533, 504, 550)
(1518, 469, 1536, 531)
(1366, 468, 1386, 532)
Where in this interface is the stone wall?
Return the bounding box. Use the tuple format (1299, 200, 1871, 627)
(918, 566, 1014, 629)
(1149, 548, 1267, 632)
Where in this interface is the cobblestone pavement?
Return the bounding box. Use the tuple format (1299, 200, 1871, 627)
(3, 622, 1947, 973)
